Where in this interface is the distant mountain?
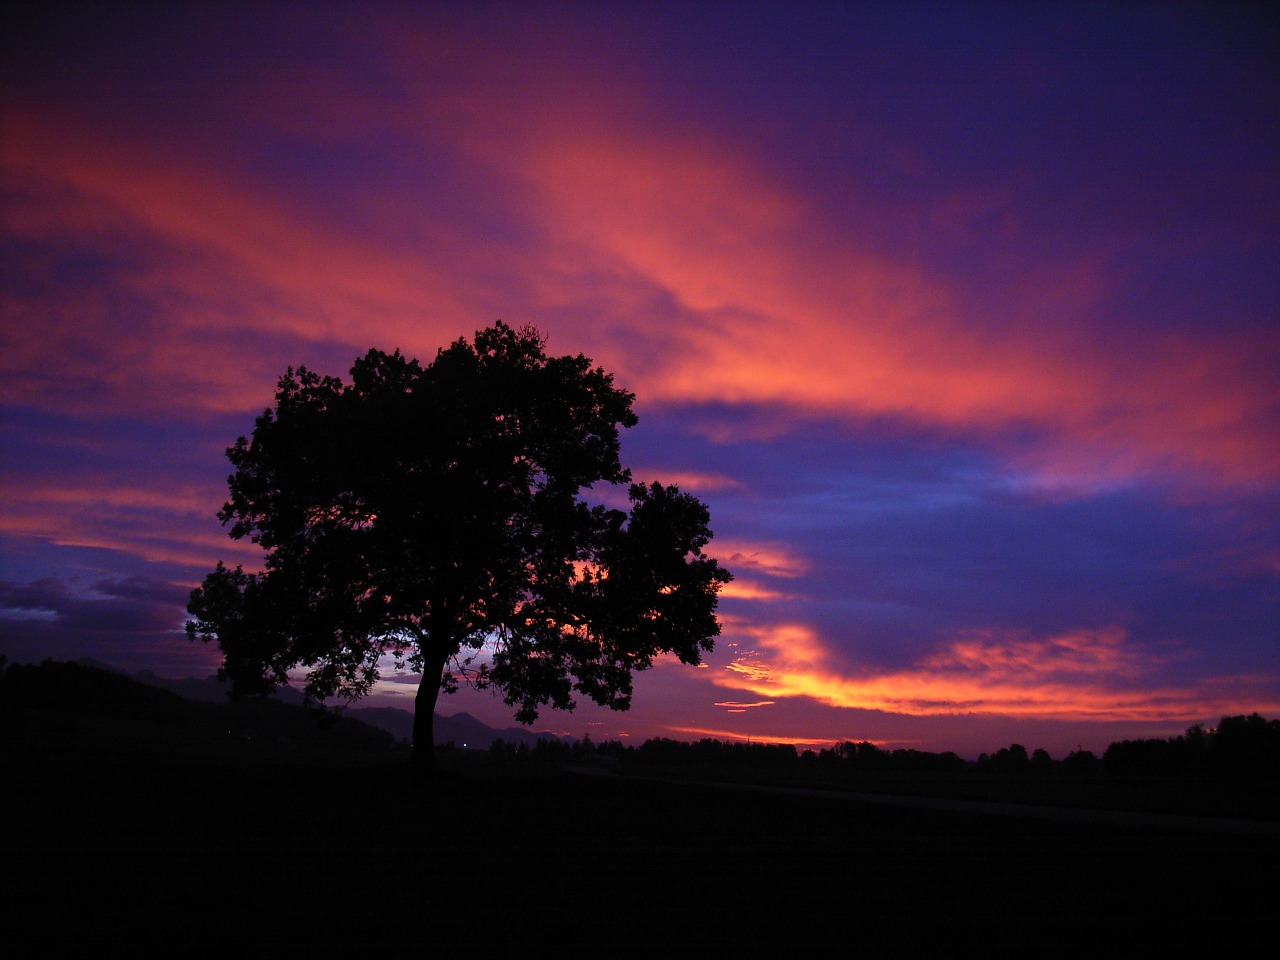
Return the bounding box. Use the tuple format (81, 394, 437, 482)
(68, 657, 568, 748)
(344, 706, 415, 742)
(124, 666, 305, 706)
(329, 704, 573, 749)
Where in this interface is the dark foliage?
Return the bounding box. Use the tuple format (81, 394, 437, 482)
(1030, 747, 1054, 774)
(977, 743, 1031, 775)
(1061, 748, 1103, 777)
(187, 322, 730, 765)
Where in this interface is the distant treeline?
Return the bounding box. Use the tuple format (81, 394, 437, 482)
(493, 714, 1280, 780)
(1101, 714, 1280, 779)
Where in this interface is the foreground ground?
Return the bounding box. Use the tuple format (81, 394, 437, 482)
(6, 725, 1276, 957)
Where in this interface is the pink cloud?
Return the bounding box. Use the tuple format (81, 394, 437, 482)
(0, 104, 489, 418)
(921, 627, 1139, 679)
(390, 40, 1279, 491)
(0, 479, 257, 573)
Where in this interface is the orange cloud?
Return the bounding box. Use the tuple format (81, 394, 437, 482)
(713, 700, 777, 709)
(717, 622, 1280, 723)
(718, 579, 794, 602)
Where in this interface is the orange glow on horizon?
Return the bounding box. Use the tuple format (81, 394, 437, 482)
(666, 725, 837, 748)
(717, 622, 1280, 723)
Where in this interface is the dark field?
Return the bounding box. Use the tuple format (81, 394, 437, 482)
(6, 728, 1276, 957)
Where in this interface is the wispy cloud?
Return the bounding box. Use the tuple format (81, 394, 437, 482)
(0, 479, 257, 572)
(709, 541, 809, 580)
(396, 28, 1280, 492)
(0, 105, 479, 419)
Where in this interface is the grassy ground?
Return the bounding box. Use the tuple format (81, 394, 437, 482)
(611, 761, 1280, 822)
(6, 726, 1276, 956)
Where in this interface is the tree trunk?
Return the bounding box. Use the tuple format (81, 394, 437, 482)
(412, 650, 449, 770)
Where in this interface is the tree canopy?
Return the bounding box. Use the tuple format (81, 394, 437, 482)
(187, 322, 731, 764)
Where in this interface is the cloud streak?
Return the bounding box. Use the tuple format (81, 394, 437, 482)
(395, 22, 1280, 491)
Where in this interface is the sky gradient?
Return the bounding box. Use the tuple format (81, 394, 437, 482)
(3, 2, 1277, 756)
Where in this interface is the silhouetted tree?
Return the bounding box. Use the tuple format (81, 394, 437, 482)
(187, 323, 731, 767)
(1209, 713, 1280, 778)
(1030, 748, 1054, 775)
(1062, 748, 1101, 777)
(988, 743, 1030, 774)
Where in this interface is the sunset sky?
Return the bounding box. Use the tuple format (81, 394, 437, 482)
(3, 2, 1277, 757)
